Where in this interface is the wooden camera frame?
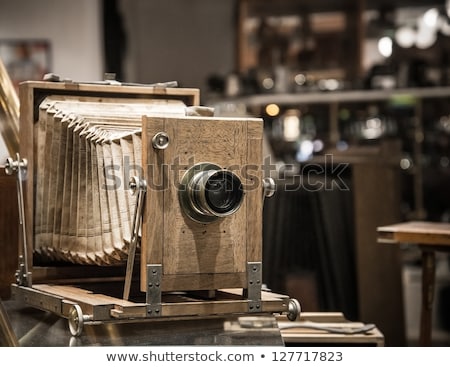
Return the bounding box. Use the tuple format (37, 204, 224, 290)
(8, 81, 299, 336)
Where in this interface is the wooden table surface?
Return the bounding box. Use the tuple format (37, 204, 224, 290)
(377, 221, 450, 247)
(377, 221, 450, 346)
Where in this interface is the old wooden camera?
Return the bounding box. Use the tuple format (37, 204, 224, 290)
(6, 80, 299, 336)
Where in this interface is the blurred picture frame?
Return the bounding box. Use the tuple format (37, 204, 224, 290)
(0, 39, 51, 93)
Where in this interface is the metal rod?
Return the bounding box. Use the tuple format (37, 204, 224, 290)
(123, 179, 146, 300)
(16, 154, 30, 285)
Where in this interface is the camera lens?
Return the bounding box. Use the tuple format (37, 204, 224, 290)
(179, 163, 245, 223)
(204, 171, 243, 215)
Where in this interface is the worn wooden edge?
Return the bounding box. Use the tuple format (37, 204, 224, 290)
(11, 284, 63, 316)
(19, 81, 200, 106)
(246, 119, 263, 263)
(377, 229, 450, 246)
(377, 221, 450, 235)
(12, 283, 290, 322)
(111, 298, 288, 319)
(141, 115, 165, 291)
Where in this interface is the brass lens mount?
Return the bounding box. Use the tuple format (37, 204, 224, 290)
(179, 162, 244, 223)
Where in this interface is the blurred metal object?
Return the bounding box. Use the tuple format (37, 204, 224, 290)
(0, 57, 20, 156)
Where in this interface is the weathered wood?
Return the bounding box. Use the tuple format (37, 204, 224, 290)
(142, 115, 264, 292)
(246, 120, 263, 262)
(141, 116, 165, 291)
(13, 284, 291, 322)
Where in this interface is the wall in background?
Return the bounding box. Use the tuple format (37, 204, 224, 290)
(0, 0, 104, 161)
(119, 0, 236, 99)
(0, 0, 103, 81)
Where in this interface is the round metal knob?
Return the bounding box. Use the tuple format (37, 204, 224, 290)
(68, 304, 85, 337)
(287, 298, 301, 321)
(263, 177, 276, 198)
(129, 176, 146, 196)
(4, 157, 16, 176)
(152, 132, 169, 150)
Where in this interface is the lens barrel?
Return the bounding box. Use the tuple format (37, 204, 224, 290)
(179, 163, 244, 223)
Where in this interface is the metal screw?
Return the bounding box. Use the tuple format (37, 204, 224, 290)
(152, 132, 169, 150)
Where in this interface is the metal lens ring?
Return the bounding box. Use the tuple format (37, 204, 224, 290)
(179, 163, 244, 223)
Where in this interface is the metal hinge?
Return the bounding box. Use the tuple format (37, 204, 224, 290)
(146, 264, 162, 317)
(123, 176, 147, 300)
(246, 262, 262, 313)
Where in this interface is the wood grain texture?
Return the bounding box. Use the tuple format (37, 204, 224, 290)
(141, 116, 165, 291)
(246, 119, 263, 262)
(142, 115, 264, 292)
(163, 117, 247, 276)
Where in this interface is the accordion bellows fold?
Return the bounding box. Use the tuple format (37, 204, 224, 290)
(34, 96, 187, 265)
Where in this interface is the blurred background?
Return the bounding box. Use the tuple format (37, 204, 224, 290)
(1, 0, 450, 346)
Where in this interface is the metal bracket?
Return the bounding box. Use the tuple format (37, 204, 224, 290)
(246, 262, 262, 313)
(5, 154, 31, 287)
(146, 264, 162, 317)
(123, 177, 147, 300)
(15, 255, 32, 287)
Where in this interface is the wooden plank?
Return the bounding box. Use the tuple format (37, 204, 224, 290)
(21, 81, 199, 107)
(246, 119, 263, 262)
(377, 221, 450, 246)
(109, 287, 290, 319)
(33, 284, 136, 307)
(12, 284, 63, 316)
(141, 115, 165, 292)
(285, 312, 347, 323)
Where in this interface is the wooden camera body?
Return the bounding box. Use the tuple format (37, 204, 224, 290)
(8, 81, 299, 336)
(141, 113, 263, 293)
